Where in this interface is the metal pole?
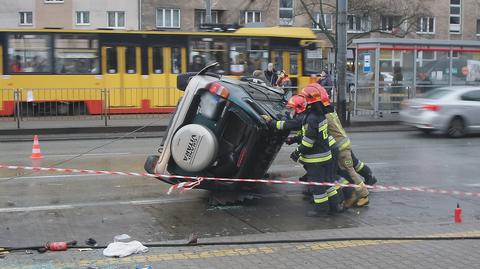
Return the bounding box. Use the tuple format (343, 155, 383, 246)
(205, 0, 212, 24)
(103, 89, 108, 126)
(374, 47, 380, 118)
(14, 89, 21, 129)
(336, 0, 348, 125)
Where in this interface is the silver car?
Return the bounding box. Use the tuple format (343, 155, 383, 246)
(400, 86, 480, 137)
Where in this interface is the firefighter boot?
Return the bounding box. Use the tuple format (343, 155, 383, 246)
(328, 190, 345, 215)
(344, 182, 369, 208)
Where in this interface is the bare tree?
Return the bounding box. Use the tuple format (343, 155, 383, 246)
(297, 0, 431, 48)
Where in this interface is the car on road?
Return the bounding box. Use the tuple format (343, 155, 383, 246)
(144, 63, 290, 191)
(400, 86, 480, 137)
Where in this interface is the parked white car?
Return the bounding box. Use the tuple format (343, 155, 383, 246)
(400, 86, 480, 137)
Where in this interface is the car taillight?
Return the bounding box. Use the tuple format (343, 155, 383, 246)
(236, 147, 247, 168)
(208, 82, 230, 99)
(421, 104, 440, 111)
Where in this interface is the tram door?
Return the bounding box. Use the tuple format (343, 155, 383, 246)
(271, 50, 300, 88)
(102, 45, 141, 107)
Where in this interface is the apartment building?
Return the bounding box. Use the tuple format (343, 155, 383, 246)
(0, 0, 139, 29)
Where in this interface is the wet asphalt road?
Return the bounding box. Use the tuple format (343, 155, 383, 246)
(0, 131, 479, 247)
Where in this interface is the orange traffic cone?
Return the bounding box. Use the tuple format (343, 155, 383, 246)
(31, 135, 43, 159)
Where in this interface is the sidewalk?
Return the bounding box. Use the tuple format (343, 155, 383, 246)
(2, 221, 479, 269)
(0, 113, 409, 141)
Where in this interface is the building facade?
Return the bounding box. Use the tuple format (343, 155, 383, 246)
(0, 0, 139, 30)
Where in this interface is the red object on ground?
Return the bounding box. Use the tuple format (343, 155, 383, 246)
(31, 135, 43, 159)
(455, 203, 462, 223)
(46, 242, 68, 251)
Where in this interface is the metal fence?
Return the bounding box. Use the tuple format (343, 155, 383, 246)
(0, 85, 408, 129)
(0, 87, 180, 128)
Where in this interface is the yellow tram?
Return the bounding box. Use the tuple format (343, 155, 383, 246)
(0, 27, 318, 116)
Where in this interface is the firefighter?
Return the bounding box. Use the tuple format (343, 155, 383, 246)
(301, 84, 369, 208)
(266, 95, 348, 199)
(288, 90, 344, 215)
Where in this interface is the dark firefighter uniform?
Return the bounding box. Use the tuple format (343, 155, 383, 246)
(291, 110, 344, 213)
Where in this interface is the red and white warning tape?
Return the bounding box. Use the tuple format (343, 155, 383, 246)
(1, 164, 480, 198)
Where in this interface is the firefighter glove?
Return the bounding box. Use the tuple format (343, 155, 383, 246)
(290, 150, 300, 162)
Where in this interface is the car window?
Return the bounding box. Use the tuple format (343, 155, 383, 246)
(423, 89, 451, 99)
(460, 90, 480, 101)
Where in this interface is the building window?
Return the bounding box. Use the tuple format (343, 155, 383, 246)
(450, 0, 461, 33)
(156, 8, 180, 28)
(417, 17, 435, 34)
(107, 11, 125, 28)
(477, 19, 480, 35)
(313, 13, 333, 31)
(195, 10, 219, 28)
(243, 11, 261, 24)
(279, 0, 294, 26)
(19, 12, 33, 26)
(76, 11, 90, 25)
(381, 15, 402, 32)
(347, 15, 369, 32)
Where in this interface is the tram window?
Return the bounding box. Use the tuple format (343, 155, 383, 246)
(152, 47, 163, 74)
(273, 51, 283, 71)
(304, 48, 324, 75)
(230, 39, 247, 75)
(125, 47, 136, 74)
(290, 52, 298, 75)
(247, 38, 268, 74)
(189, 38, 228, 74)
(7, 34, 52, 73)
(54, 34, 99, 74)
(171, 47, 181, 74)
(106, 47, 117, 74)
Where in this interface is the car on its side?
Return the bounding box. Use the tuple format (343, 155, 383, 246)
(144, 64, 291, 191)
(400, 86, 480, 137)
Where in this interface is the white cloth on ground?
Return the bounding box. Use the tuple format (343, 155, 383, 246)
(103, 240, 148, 257)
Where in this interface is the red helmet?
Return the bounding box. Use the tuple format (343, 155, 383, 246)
(287, 95, 307, 114)
(300, 83, 330, 106)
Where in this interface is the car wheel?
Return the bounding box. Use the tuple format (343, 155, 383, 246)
(447, 117, 465, 138)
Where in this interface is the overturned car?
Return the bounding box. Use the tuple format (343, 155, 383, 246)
(144, 64, 291, 191)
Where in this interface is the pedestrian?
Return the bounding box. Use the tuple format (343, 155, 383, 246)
(10, 55, 23, 72)
(264, 63, 278, 86)
(317, 70, 332, 95)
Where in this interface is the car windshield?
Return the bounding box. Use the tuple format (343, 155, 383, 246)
(422, 89, 451, 99)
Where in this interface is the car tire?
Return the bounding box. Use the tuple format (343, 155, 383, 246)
(447, 117, 465, 138)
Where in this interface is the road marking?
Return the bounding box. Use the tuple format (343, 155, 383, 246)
(8, 230, 480, 269)
(0, 174, 107, 180)
(44, 152, 131, 157)
(0, 197, 203, 213)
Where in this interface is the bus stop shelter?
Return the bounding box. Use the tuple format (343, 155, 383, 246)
(352, 38, 480, 117)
